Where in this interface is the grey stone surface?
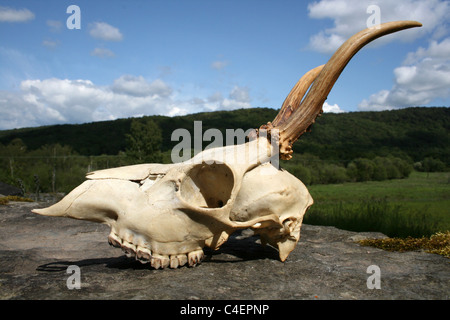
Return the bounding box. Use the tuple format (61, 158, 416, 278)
(0, 200, 448, 300)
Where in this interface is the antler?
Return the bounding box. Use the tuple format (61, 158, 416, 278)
(260, 20, 422, 160)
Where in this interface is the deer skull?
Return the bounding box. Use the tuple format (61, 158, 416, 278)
(34, 138, 312, 268)
(33, 21, 422, 268)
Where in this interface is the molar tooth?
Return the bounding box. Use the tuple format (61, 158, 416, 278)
(151, 253, 170, 269)
(136, 247, 152, 264)
(121, 241, 136, 257)
(108, 233, 122, 248)
(151, 257, 161, 269)
(169, 254, 188, 268)
(188, 250, 204, 267)
(170, 255, 179, 269)
(160, 255, 170, 269)
(177, 254, 188, 267)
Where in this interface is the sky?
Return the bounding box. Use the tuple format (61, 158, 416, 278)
(0, 0, 449, 130)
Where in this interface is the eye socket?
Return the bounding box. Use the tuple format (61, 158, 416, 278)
(180, 162, 234, 208)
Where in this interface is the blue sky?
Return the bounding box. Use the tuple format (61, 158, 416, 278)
(0, 0, 449, 130)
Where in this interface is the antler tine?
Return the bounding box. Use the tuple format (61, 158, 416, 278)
(264, 20, 422, 160)
(271, 65, 325, 128)
(255, 65, 324, 142)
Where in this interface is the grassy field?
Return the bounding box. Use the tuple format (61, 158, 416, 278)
(304, 171, 450, 238)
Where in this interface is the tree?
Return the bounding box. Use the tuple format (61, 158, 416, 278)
(3, 138, 27, 182)
(30, 144, 77, 193)
(125, 118, 163, 163)
(347, 158, 375, 182)
(290, 164, 312, 185)
(421, 157, 446, 172)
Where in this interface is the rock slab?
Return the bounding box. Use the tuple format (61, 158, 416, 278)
(0, 200, 448, 300)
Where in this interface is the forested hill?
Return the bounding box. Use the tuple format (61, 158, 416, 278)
(0, 106, 448, 165)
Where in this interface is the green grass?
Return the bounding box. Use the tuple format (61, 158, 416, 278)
(304, 171, 450, 237)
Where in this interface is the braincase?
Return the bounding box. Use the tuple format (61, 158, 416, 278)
(230, 163, 311, 222)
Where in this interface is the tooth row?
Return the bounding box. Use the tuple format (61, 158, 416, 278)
(108, 233, 204, 269)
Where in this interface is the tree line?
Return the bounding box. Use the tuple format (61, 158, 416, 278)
(0, 107, 448, 194)
(1, 107, 448, 164)
(281, 153, 414, 185)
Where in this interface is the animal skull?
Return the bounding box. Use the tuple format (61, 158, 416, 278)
(33, 21, 422, 268)
(34, 138, 311, 268)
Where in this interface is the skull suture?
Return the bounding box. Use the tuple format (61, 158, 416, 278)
(33, 21, 422, 268)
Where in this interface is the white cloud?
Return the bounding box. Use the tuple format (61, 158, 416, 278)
(359, 37, 450, 111)
(112, 75, 172, 97)
(211, 60, 228, 70)
(229, 86, 250, 104)
(0, 76, 254, 130)
(0, 6, 34, 22)
(91, 47, 115, 58)
(167, 107, 188, 117)
(307, 0, 450, 53)
(323, 102, 345, 113)
(309, 32, 346, 55)
(89, 22, 123, 41)
(198, 86, 252, 112)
